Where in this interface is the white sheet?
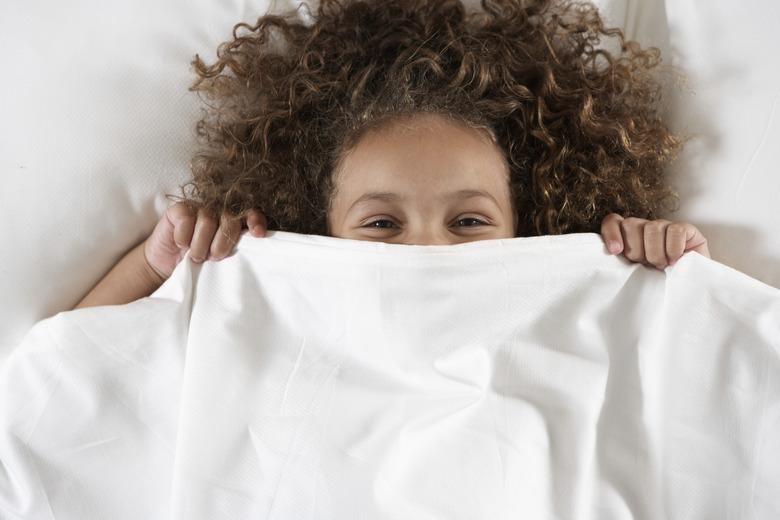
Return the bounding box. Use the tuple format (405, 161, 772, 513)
(1, 231, 779, 519)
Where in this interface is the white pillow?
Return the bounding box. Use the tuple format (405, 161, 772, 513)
(2, 0, 779, 361)
(0, 0, 298, 360)
(662, 0, 780, 290)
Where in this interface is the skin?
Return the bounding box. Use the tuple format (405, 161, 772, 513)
(600, 213, 709, 269)
(326, 113, 517, 244)
(73, 112, 712, 310)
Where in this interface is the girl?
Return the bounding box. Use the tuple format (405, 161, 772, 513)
(74, 0, 709, 309)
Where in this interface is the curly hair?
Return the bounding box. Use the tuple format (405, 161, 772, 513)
(174, 0, 683, 237)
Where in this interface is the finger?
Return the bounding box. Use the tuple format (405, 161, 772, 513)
(210, 213, 242, 260)
(665, 223, 688, 265)
(681, 223, 710, 259)
(691, 240, 710, 259)
(600, 213, 625, 254)
(643, 220, 672, 269)
(189, 209, 219, 263)
(619, 217, 648, 263)
(167, 202, 196, 249)
(246, 209, 268, 237)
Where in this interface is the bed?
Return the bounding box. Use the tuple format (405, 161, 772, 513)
(0, 0, 778, 517)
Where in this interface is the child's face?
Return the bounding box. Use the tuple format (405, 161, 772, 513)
(327, 113, 517, 244)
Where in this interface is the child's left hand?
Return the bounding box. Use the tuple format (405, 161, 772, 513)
(600, 213, 710, 270)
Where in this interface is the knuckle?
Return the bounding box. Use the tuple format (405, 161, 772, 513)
(169, 201, 193, 219)
(620, 217, 645, 230)
(644, 221, 665, 234)
(168, 212, 193, 229)
(197, 215, 219, 231)
(168, 201, 186, 214)
(667, 223, 686, 235)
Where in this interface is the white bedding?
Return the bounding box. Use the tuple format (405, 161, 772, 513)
(1, 231, 778, 519)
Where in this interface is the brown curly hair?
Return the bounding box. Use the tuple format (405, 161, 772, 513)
(174, 0, 683, 237)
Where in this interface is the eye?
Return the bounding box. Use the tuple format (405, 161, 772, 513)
(360, 216, 489, 230)
(453, 216, 488, 227)
(362, 219, 397, 229)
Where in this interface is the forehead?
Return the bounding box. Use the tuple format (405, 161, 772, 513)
(334, 113, 509, 194)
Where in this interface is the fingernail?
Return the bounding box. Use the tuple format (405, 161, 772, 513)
(190, 256, 202, 263)
(608, 241, 621, 254)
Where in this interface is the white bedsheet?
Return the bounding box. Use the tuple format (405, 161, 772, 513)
(1, 231, 779, 519)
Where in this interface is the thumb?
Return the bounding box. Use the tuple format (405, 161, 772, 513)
(683, 225, 710, 259)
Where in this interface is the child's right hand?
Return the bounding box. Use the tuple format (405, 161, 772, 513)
(143, 202, 268, 281)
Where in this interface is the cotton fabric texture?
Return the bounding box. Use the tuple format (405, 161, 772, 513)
(1, 231, 778, 519)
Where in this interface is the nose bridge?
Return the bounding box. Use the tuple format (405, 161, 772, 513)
(402, 219, 453, 246)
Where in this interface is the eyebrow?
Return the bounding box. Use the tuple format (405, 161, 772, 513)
(348, 189, 499, 212)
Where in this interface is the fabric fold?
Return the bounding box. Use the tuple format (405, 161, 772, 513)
(1, 231, 778, 519)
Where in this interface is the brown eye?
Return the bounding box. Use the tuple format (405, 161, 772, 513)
(363, 219, 397, 229)
(454, 217, 488, 227)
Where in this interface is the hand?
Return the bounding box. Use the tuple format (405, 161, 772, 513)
(143, 202, 268, 280)
(600, 213, 710, 270)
